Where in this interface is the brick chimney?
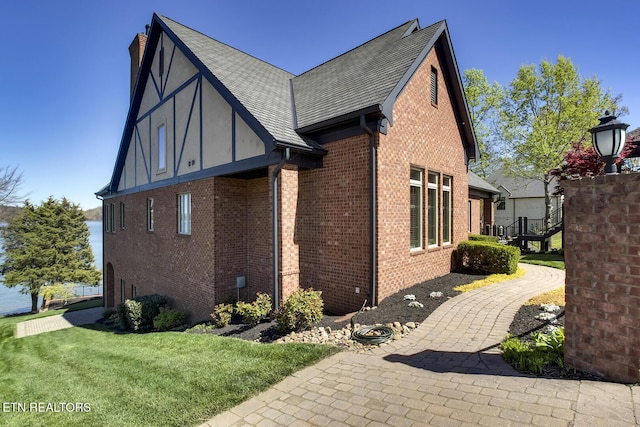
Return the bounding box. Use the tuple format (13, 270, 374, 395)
(128, 33, 148, 99)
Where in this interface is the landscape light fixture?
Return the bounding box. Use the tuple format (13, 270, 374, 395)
(589, 110, 629, 174)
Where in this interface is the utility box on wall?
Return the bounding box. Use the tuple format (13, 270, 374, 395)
(562, 173, 640, 383)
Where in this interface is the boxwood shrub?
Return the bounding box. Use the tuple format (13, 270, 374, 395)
(456, 240, 520, 274)
(468, 234, 499, 243)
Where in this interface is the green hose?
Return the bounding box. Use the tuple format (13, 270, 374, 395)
(351, 325, 395, 345)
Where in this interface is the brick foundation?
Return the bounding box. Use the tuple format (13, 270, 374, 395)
(562, 173, 640, 383)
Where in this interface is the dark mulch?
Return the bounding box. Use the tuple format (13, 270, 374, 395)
(508, 304, 605, 381)
(189, 271, 487, 343)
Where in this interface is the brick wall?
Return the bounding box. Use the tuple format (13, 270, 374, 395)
(103, 175, 271, 322)
(469, 198, 480, 234)
(376, 47, 469, 301)
(297, 136, 371, 314)
(562, 173, 640, 383)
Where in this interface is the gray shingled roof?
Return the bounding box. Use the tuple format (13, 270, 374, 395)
(468, 171, 500, 194)
(292, 20, 441, 130)
(159, 15, 309, 149)
(488, 170, 558, 199)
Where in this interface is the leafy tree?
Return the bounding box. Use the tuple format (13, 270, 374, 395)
(550, 136, 635, 194)
(463, 69, 505, 178)
(500, 56, 618, 228)
(0, 197, 100, 312)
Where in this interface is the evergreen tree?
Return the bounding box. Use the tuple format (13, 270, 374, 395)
(0, 197, 100, 312)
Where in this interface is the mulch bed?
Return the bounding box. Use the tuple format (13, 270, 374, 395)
(192, 271, 488, 342)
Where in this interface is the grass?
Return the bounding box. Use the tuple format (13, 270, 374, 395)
(453, 268, 526, 293)
(520, 253, 565, 270)
(525, 287, 565, 306)
(0, 313, 337, 426)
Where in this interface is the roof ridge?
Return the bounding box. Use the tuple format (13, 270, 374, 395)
(294, 19, 419, 78)
(156, 14, 295, 78)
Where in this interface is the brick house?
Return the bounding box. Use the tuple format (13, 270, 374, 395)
(98, 14, 480, 320)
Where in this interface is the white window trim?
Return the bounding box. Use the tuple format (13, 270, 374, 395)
(178, 193, 191, 235)
(428, 172, 439, 248)
(443, 176, 452, 245)
(410, 168, 423, 251)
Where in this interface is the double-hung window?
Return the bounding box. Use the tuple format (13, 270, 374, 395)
(428, 172, 439, 247)
(410, 168, 423, 250)
(443, 176, 452, 245)
(147, 198, 154, 232)
(178, 193, 191, 235)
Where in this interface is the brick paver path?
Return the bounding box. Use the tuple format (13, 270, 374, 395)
(15, 307, 103, 338)
(202, 264, 640, 426)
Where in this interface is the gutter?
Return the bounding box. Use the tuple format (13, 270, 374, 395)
(360, 115, 377, 307)
(272, 147, 291, 310)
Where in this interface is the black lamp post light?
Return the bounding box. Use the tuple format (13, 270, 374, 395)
(589, 110, 630, 174)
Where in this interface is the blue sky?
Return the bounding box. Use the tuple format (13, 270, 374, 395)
(1, 0, 638, 209)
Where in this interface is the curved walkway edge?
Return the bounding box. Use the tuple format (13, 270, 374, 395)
(202, 264, 640, 427)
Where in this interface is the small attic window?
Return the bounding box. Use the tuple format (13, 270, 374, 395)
(159, 47, 165, 76)
(430, 67, 438, 106)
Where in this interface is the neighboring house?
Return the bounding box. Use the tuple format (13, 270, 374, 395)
(468, 171, 500, 235)
(98, 14, 479, 320)
(488, 170, 562, 233)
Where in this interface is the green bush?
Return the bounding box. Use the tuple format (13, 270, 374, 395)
(153, 307, 186, 330)
(501, 328, 565, 374)
(102, 307, 117, 319)
(456, 240, 520, 274)
(135, 294, 168, 329)
(117, 294, 168, 331)
(235, 293, 272, 325)
(116, 303, 129, 330)
(211, 303, 234, 328)
(468, 234, 499, 243)
(124, 299, 143, 331)
(276, 288, 324, 333)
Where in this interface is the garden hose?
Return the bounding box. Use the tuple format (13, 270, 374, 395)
(351, 325, 395, 345)
(349, 299, 395, 345)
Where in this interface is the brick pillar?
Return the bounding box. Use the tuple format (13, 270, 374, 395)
(279, 165, 300, 303)
(562, 173, 640, 383)
(483, 198, 494, 235)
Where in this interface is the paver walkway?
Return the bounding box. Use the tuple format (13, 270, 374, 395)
(15, 307, 103, 338)
(202, 264, 640, 427)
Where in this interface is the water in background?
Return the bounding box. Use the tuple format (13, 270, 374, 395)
(0, 221, 103, 315)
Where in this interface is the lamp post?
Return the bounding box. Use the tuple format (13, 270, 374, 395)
(589, 110, 629, 174)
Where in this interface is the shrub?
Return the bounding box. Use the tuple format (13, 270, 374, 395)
(117, 294, 168, 331)
(123, 299, 143, 331)
(211, 303, 234, 328)
(276, 288, 324, 333)
(501, 328, 565, 374)
(153, 307, 186, 330)
(116, 303, 129, 330)
(102, 307, 117, 319)
(468, 234, 499, 243)
(135, 294, 168, 329)
(235, 293, 272, 325)
(456, 240, 520, 274)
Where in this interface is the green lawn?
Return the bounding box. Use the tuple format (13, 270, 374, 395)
(520, 253, 565, 270)
(0, 315, 337, 426)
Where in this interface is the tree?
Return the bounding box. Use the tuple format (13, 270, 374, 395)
(0, 165, 24, 205)
(550, 136, 635, 193)
(463, 69, 505, 178)
(500, 56, 618, 229)
(0, 197, 101, 312)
